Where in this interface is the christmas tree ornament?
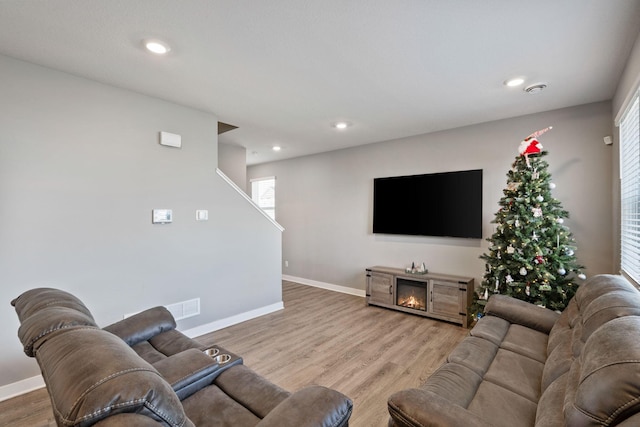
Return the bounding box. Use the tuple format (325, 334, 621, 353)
(507, 245, 515, 254)
(557, 218, 564, 224)
(518, 127, 551, 167)
(532, 207, 543, 217)
(483, 289, 489, 300)
(520, 267, 527, 276)
(532, 231, 538, 241)
(525, 285, 530, 296)
(506, 275, 514, 283)
(532, 168, 540, 179)
(536, 195, 544, 202)
(549, 182, 556, 189)
(558, 267, 566, 275)
(515, 219, 520, 227)
(578, 274, 586, 280)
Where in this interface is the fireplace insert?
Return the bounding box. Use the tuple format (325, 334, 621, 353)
(396, 278, 427, 311)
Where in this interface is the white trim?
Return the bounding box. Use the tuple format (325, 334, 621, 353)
(250, 175, 276, 183)
(615, 72, 640, 126)
(181, 301, 284, 338)
(0, 374, 45, 402)
(0, 301, 284, 402)
(216, 168, 284, 232)
(283, 274, 366, 297)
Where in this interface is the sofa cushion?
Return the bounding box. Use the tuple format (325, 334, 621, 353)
(421, 363, 483, 408)
(564, 316, 640, 426)
(540, 339, 573, 392)
(11, 287, 95, 323)
(214, 364, 291, 419)
(500, 324, 549, 363)
(17, 306, 98, 357)
(535, 373, 568, 427)
(469, 315, 510, 345)
(467, 380, 538, 427)
(573, 274, 637, 311)
(447, 336, 499, 376)
(37, 328, 192, 427)
(181, 385, 261, 427)
(484, 348, 544, 403)
(580, 289, 640, 342)
(12, 287, 99, 357)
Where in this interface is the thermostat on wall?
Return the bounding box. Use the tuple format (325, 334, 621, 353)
(159, 131, 182, 148)
(152, 209, 173, 224)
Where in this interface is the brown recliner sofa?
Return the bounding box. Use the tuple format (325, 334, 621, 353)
(388, 274, 640, 427)
(11, 288, 353, 426)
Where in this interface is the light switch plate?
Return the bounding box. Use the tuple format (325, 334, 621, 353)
(196, 210, 208, 221)
(152, 209, 172, 224)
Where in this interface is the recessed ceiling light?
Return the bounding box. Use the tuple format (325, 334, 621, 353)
(504, 77, 525, 87)
(272, 145, 281, 152)
(144, 39, 171, 55)
(334, 122, 350, 129)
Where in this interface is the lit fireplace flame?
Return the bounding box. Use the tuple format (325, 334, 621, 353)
(399, 295, 425, 310)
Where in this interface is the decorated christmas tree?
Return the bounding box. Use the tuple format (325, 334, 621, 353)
(475, 127, 585, 314)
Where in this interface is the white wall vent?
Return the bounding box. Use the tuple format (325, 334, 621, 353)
(165, 298, 200, 321)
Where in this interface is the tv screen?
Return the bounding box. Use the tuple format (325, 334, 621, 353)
(373, 169, 482, 238)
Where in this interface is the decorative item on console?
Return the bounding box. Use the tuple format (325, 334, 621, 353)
(405, 261, 428, 274)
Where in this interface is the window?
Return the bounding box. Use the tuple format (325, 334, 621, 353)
(620, 90, 640, 285)
(251, 176, 276, 220)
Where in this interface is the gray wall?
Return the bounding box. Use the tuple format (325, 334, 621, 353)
(249, 102, 614, 291)
(218, 142, 247, 190)
(0, 55, 282, 388)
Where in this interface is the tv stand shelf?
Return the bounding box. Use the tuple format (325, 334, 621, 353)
(366, 266, 474, 327)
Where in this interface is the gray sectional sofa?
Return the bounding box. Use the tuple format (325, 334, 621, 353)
(388, 274, 640, 427)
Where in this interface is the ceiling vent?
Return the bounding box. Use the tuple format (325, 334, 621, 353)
(524, 83, 547, 94)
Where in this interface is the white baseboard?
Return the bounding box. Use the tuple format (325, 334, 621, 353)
(0, 301, 284, 402)
(282, 274, 366, 298)
(0, 374, 45, 402)
(181, 301, 284, 338)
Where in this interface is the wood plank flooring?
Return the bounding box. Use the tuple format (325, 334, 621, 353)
(0, 281, 468, 427)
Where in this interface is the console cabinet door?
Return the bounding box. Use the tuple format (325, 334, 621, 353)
(368, 272, 394, 305)
(430, 279, 463, 319)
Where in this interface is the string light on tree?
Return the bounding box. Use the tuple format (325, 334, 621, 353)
(472, 127, 586, 315)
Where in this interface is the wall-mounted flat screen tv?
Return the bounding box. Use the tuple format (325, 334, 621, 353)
(373, 169, 482, 238)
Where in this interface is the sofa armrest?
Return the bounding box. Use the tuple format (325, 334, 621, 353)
(388, 389, 493, 427)
(257, 385, 352, 427)
(484, 294, 559, 334)
(153, 348, 219, 400)
(103, 306, 176, 346)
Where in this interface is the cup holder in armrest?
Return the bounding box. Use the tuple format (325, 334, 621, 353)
(203, 348, 219, 357)
(214, 353, 231, 364)
(202, 346, 243, 376)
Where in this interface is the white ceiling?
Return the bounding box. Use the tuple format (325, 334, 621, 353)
(1, 1, 639, 165)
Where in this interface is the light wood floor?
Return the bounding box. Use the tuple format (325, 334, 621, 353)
(0, 281, 469, 427)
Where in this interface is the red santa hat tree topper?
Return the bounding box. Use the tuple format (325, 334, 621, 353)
(519, 126, 552, 167)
